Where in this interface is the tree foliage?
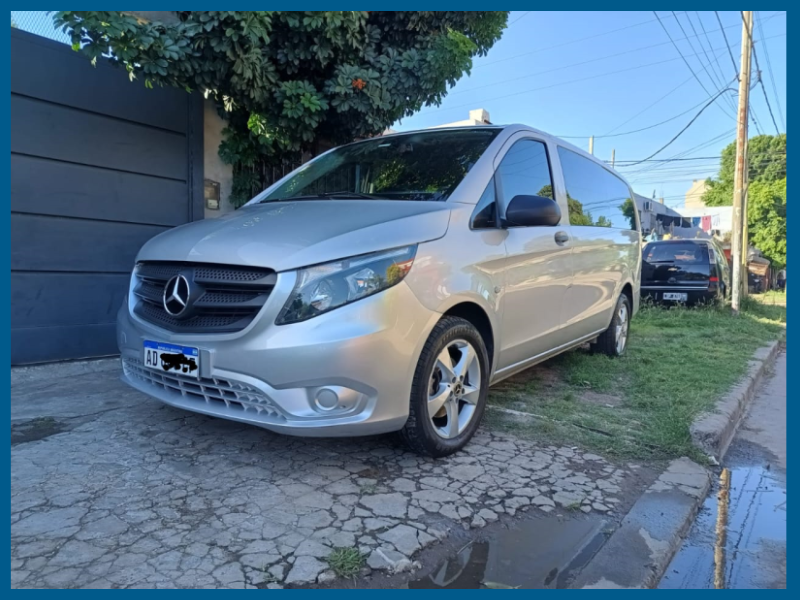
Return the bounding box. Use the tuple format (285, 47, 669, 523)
(702, 134, 786, 268)
(703, 134, 786, 207)
(54, 11, 509, 205)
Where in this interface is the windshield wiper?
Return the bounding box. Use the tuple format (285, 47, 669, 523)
(261, 191, 385, 203)
(319, 191, 385, 200)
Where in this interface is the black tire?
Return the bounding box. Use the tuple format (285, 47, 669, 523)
(591, 294, 631, 357)
(400, 316, 490, 458)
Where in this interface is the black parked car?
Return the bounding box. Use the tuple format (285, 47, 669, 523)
(641, 239, 731, 305)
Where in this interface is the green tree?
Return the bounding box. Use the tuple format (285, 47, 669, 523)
(703, 134, 786, 206)
(702, 134, 786, 268)
(54, 11, 509, 205)
(746, 178, 786, 269)
(620, 197, 637, 230)
(568, 197, 593, 226)
(595, 215, 612, 228)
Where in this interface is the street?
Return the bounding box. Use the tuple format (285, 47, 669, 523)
(659, 349, 787, 589)
(10, 360, 648, 589)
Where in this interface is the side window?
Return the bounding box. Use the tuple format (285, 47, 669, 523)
(495, 139, 555, 213)
(471, 178, 497, 229)
(557, 147, 637, 230)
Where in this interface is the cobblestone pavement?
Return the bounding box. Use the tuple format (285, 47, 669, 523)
(11, 364, 631, 589)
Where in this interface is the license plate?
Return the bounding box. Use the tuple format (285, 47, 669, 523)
(662, 292, 688, 301)
(143, 340, 200, 376)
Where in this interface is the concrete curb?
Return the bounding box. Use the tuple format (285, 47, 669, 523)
(571, 340, 781, 589)
(571, 458, 711, 589)
(690, 340, 781, 463)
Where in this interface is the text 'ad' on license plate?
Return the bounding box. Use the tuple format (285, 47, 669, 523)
(663, 292, 688, 301)
(143, 340, 200, 376)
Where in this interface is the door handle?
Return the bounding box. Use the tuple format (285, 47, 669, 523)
(554, 231, 570, 245)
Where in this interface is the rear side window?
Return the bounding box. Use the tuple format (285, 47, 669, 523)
(557, 147, 637, 230)
(644, 243, 709, 264)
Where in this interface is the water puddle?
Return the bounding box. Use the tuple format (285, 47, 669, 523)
(659, 462, 786, 589)
(405, 516, 613, 589)
(11, 417, 66, 446)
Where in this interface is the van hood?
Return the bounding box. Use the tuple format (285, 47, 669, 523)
(137, 200, 452, 271)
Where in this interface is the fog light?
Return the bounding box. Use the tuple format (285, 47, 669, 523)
(315, 388, 339, 411)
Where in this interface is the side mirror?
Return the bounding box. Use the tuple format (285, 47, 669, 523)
(503, 195, 561, 228)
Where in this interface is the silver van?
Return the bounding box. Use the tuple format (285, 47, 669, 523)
(118, 125, 641, 456)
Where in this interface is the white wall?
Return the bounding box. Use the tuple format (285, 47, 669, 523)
(203, 99, 235, 218)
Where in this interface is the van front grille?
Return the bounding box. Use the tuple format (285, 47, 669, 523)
(132, 261, 276, 334)
(123, 357, 284, 420)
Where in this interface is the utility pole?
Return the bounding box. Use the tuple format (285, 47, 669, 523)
(731, 10, 753, 314)
(742, 140, 750, 298)
(589, 136, 594, 155)
(610, 148, 616, 169)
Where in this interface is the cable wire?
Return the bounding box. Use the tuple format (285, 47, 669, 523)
(675, 11, 730, 100)
(654, 11, 731, 118)
(755, 11, 786, 130)
(508, 11, 532, 26)
(715, 11, 739, 76)
(691, 12, 738, 114)
(623, 86, 737, 166)
(741, 11, 782, 135)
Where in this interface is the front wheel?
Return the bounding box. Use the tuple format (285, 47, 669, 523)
(591, 294, 631, 357)
(400, 316, 489, 457)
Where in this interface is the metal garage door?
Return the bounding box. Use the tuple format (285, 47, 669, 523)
(10, 29, 204, 364)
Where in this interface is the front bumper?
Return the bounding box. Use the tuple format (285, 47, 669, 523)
(117, 274, 440, 437)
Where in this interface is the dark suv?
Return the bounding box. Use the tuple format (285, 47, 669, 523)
(641, 239, 730, 305)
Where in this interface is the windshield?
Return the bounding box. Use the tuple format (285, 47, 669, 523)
(256, 128, 500, 203)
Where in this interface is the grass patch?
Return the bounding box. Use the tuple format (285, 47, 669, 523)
(326, 547, 365, 579)
(487, 300, 785, 462)
(754, 289, 786, 305)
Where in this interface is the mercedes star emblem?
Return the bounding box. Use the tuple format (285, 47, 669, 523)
(163, 275, 190, 316)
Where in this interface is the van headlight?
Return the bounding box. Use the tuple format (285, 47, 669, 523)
(275, 245, 418, 325)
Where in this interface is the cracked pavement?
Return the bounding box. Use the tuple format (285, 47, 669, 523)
(11, 361, 632, 589)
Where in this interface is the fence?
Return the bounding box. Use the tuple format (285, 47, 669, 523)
(11, 11, 69, 44)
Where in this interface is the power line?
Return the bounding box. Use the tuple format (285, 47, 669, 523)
(601, 74, 695, 136)
(693, 12, 728, 84)
(474, 11, 783, 71)
(675, 11, 732, 111)
(508, 11, 532, 26)
(715, 11, 739, 75)
(424, 52, 713, 117)
(420, 31, 784, 120)
(474, 14, 672, 69)
(749, 107, 764, 136)
(448, 33, 732, 99)
(623, 84, 737, 166)
(741, 11, 781, 135)
(755, 11, 786, 130)
(621, 128, 737, 177)
(692, 12, 737, 114)
(654, 11, 731, 118)
(559, 93, 720, 140)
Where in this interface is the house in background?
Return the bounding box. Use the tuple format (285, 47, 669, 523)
(684, 179, 710, 208)
(433, 108, 493, 128)
(633, 194, 706, 239)
(679, 206, 733, 239)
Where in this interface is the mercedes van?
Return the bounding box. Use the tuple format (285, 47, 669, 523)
(118, 125, 641, 456)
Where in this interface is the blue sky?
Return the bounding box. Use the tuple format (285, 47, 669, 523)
(13, 10, 786, 208)
(393, 11, 787, 208)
